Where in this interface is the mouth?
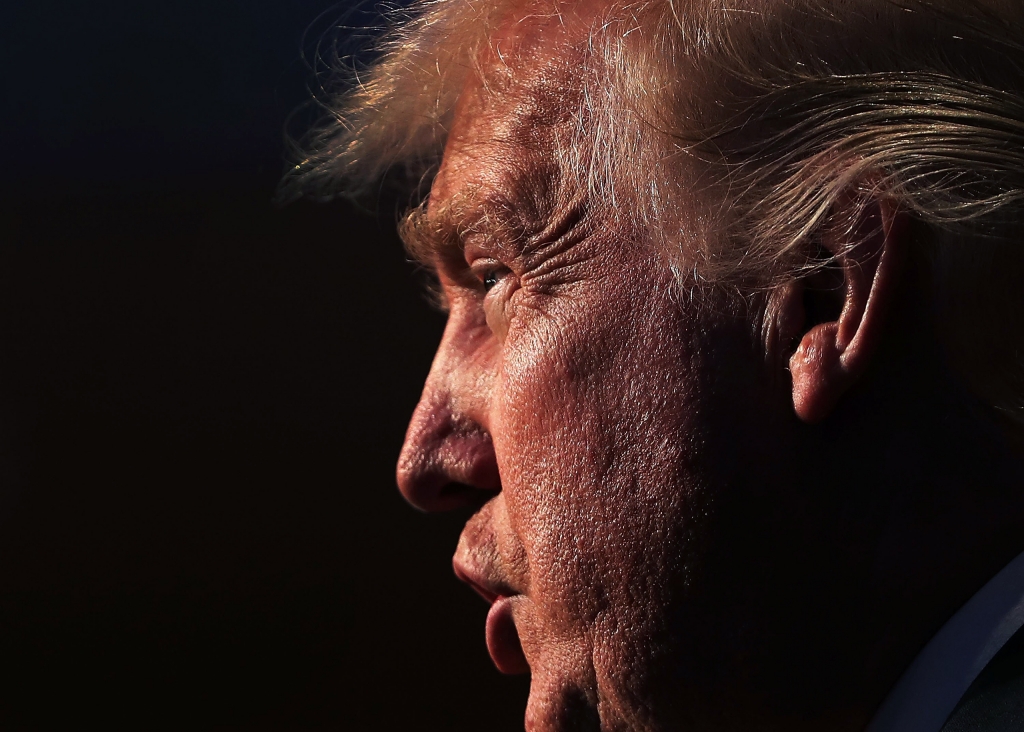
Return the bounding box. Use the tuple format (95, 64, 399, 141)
(453, 559, 530, 675)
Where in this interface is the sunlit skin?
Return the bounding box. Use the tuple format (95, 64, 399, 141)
(394, 4, 1024, 731)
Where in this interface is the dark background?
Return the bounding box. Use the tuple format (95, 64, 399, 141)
(0, 0, 528, 726)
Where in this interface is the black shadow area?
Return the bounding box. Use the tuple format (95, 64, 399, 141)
(0, 0, 530, 727)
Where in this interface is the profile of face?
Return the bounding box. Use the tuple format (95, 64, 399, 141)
(396, 9, 892, 732)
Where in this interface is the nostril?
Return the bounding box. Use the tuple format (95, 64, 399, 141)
(396, 469, 496, 513)
(396, 424, 501, 512)
(396, 446, 501, 512)
(397, 389, 500, 511)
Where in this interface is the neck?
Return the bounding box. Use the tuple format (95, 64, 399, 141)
(808, 329, 1024, 728)
(704, 341, 1024, 731)
(859, 376, 1024, 709)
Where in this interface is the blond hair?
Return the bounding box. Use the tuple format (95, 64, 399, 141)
(280, 0, 1024, 428)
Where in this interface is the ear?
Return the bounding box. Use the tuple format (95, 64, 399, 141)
(778, 195, 910, 423)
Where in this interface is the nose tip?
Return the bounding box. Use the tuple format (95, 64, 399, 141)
(396, 402, 501, 512)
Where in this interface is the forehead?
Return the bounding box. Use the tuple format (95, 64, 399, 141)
(416, 0, 723, 270)
(427, 1, 603, 212)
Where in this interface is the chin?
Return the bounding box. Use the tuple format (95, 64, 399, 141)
(522, 654, 666, 732)
(524, 680, 603, 732)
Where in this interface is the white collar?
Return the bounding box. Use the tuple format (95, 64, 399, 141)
(867, 548, 1024, 732)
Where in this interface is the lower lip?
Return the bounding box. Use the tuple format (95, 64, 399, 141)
(485, 595, 530, 675)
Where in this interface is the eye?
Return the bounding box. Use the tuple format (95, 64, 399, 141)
(468, 261, 515, 340)
(472, 261, 509, 294)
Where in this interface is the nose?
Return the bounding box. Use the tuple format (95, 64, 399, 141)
(396, 327, 501, 512)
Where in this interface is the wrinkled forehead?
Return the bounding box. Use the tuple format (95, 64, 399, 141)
(428, 0, 607, 219)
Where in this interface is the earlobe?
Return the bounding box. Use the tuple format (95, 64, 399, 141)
(790, 320, 848, 423)
(787, 196, 910, 423)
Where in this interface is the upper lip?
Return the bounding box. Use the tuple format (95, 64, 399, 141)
(453, 557, 520, 604)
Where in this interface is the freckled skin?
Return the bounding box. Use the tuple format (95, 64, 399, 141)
(394, 5, 1024, 732)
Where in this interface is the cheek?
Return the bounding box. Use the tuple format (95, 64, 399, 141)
(489, 267, 712, 649)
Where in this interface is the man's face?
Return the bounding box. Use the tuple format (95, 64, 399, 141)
(396, 13, 800, 732)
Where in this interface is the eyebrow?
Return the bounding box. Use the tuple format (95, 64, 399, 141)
(399, 203, 462, 271)
(398, 189, 530, 272)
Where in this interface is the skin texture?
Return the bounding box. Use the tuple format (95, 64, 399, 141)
(394, 3, 1024, 730)
(397, 24, 745, 727)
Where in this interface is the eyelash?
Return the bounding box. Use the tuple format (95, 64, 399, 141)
(470, 260, 508, 294)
